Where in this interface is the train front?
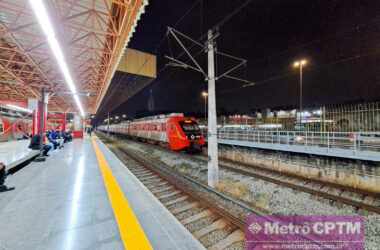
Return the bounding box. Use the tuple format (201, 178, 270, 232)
(178, 118, 205, 152)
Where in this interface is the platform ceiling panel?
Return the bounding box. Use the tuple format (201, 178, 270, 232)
(96, 48, 156, 117)
(97, 70, 154, 117)
(0, 0, 148, 113)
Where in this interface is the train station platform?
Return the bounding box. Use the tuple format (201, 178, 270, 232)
(0, 139, 39, 169)
(0, 137, 204, 250)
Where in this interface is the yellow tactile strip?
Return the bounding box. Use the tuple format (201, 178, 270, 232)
(92, 138, 152, 250)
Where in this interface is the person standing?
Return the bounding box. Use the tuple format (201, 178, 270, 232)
(0, 163, 6, 189)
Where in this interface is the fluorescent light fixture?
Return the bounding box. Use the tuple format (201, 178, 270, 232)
(6, 104, 32, 113)
(29, 0, 85, 117)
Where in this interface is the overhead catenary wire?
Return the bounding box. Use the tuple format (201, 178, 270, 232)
(173, 0, 254, 63)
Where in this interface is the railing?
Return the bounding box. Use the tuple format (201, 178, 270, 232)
(201, 128, 380, 154)
(219, 130, 380, 152)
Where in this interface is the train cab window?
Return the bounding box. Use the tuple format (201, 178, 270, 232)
(179, 120, 201, 135)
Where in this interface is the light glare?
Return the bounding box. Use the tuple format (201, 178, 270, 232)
(6, 104, 33, 113)
(293, 59, 307, 68)
(29, 0, 84, 116)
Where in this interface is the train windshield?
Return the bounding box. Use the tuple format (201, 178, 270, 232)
(180, 120, 201, 134)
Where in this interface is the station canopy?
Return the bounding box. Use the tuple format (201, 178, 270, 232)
(0, 0, 149, 115)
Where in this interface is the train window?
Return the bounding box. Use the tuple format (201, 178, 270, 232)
(0, 123, 3, 134)
(179, 121, 201, 134)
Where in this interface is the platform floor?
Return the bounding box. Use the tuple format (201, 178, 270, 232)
(0, 139, 39, 168)
(0, 137, 204, 250)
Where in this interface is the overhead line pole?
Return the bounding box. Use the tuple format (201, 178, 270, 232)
(207, 29, 219, 188)
(166, 27, 254, 188)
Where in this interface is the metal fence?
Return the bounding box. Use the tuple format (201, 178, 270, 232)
(325, 102, 380, 132)
(202, 128, 380, 153)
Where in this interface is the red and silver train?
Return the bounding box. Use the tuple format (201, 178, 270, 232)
(98, 113, 205, 151)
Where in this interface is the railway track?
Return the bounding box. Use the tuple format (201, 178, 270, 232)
(104, 140, 267, 250)
(102, 134, 380, 214)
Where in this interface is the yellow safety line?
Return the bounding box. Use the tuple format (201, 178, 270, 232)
(92, 138, 152, 250)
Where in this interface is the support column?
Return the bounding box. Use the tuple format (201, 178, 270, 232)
(207, 29, 219, 188)
(39, 89, 48, 144)
(28, 98, 39, 136)
(62, 113, 67, 132)
(73, 114, 83, 138)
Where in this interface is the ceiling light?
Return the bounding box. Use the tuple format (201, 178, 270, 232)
(29, 0, 84, 117)
(6, 104, 32, 113)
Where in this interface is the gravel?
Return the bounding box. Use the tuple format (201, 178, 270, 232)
(224, 241, 245, 250)
(199, 226, 234, 248)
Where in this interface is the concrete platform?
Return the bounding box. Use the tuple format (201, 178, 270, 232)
(0, 139, 39, 169)
(0, 137, 204, 250)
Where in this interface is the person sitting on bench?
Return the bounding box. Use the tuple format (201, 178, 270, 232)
(46, 131, 59, 150)
(63, 131, 73, 143)
(29, 134, 52, 156)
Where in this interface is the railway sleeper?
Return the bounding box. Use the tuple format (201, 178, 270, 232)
(152, 186, 174, 195)
(156, 190, 182, 200)
(181, 209, 213, 225)
(171, 202, 200, 215)
(134, 172, 156, 179)
(141, 178, 164, 185)
(146, 181, 169, 189)
(164, 195, 188, 206)
(138, 175, 158, 182)
(193, 218, 228, 239)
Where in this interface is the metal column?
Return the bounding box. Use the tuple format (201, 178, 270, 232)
(107, 112, 110, 135)
(207, 29, 219, 187)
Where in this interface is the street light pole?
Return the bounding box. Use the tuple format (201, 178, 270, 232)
(201, 91, 208, 122)
(293, 59, 307, 128)
(205, 96, 207, 121)
(299, 63, 303, 125)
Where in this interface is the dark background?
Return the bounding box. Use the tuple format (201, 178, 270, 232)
(104, 0, 380, 119)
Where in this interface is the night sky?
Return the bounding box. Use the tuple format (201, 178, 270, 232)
(110, 0, 380, 118)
